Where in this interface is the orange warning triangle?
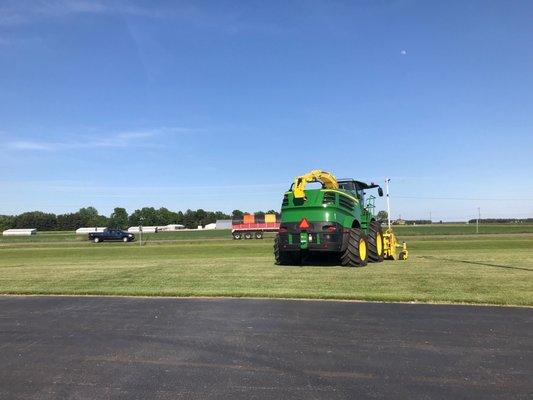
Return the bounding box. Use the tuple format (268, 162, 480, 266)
(299, 218, 310, 229)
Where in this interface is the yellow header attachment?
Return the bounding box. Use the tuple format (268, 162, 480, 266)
(292, 169, 339, 199)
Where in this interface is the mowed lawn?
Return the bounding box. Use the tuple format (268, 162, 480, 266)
(0, 227, 532, 306)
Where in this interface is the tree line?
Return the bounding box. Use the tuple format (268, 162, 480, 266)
(7, 208, 524, 232)
(0, 207, 280, 231)
(467, 218, 533, 224)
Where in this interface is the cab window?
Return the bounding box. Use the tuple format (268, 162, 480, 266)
(339, 181, 356, 192)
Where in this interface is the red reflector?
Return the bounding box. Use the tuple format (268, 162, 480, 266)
(299, 218, 310, 229)
(322, 224, 336, 232)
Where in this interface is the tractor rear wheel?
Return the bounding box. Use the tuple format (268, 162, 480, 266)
(340, 228, 368, 267)
(274, 234, 300, 265)
(367, 220, 384, 262)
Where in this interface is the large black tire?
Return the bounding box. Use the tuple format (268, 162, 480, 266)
(274, 234, 300, 265)
(340, 228, 368, 267)
(367, 220, 384, 263)
(244, 232, 253, 240)
(232, 232, 242, 240)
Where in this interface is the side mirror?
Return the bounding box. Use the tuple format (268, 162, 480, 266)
(378, 187, 384, 197)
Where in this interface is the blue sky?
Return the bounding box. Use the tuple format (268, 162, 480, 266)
(0, 0, 532, 221)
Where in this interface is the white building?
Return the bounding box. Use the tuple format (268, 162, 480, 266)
(128, 226, 159, 233)
(3, 228, 37, 236)
(75, 227, 107, 235)
(166, 224, 185, 231)
(204, 223, 216, 230)
(215, 220, 232, 230)
(157, 224, 185, 231)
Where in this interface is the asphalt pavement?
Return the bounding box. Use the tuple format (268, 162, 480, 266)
(0, 296, 531, 399)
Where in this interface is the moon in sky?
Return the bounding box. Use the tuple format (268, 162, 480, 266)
(400, 50, 407, 55)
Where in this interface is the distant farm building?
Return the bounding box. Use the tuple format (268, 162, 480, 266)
(215, 220, 232, 229)
(128, 226, 159, 233)
(75, 227, 107, 235)
(157, 224, 185, 231)
(3, 228, 37, 236)
(204, 223, 216, 230)
(163, 224, 185, 231)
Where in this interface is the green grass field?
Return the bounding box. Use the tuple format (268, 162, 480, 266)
(1, 223, 532, 244)
(1, 226, 532, 306)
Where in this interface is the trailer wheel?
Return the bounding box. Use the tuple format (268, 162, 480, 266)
(274, 234, 300, 265)
(255, 231, 263, 239)
(232, 232, 242, 240)
(244, 232, 253, 240)
(367, 220, 384, 263)
(93, 237, 100, 243)
(340, 228, 368, 267)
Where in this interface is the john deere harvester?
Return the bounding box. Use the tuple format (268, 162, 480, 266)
(274, 170, 408, 266)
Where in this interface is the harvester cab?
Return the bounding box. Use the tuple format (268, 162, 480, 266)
(274, 170, 408, 266)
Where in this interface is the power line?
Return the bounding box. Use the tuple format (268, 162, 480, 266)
(393, 196, 533, 201)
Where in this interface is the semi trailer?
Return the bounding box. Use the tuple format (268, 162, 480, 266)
(232, 213, 280, 239)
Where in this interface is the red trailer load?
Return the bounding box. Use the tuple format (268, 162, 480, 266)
(232, 213, 280, 239)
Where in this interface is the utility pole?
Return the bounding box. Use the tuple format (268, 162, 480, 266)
(476, 207, 480, 234)
(385, 178, 391, 229)
(139, 216, 144, 247)
(429, 211, 432, 224)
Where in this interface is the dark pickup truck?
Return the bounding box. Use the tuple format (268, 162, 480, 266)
(88, 229, 135, 243)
